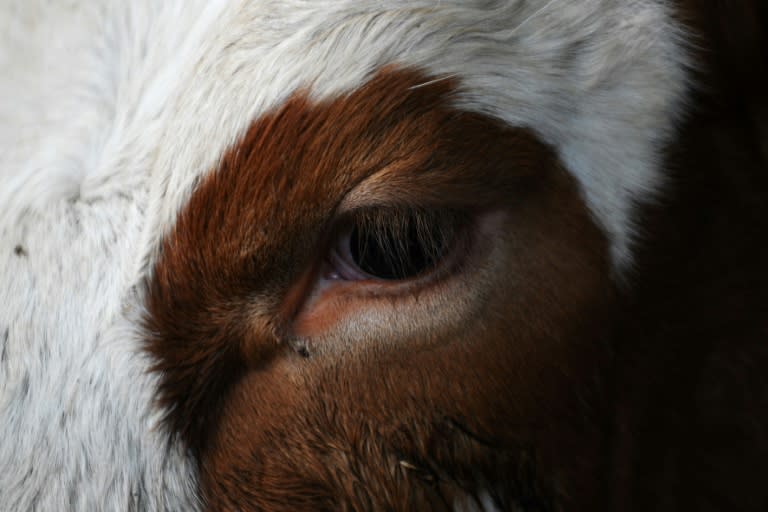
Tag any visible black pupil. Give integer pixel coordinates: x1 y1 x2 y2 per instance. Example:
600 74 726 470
349 216 447 280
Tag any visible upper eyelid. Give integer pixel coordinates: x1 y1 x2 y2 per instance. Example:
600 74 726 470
336 172 413 213
335 159 464 215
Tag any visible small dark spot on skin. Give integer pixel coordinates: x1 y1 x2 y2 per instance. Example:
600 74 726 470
289 338 311 358
14 245 27 257
1 328 7 362
20 466 34 485
68 483 79 508
20 373 30 397
30 489 42 509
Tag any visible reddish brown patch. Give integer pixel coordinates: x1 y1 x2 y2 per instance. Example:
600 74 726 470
144 68 613 510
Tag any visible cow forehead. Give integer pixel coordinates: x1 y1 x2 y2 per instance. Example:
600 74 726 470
0 1 688 272
133 0 688 273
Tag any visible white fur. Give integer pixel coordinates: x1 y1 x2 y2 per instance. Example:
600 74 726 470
0 1 688 508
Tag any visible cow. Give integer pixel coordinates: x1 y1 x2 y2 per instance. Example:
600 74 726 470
1 1 766 510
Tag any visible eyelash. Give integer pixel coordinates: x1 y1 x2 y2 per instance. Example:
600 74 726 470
324 207 469 283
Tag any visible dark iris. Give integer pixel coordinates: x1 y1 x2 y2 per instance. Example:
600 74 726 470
348 211 453 280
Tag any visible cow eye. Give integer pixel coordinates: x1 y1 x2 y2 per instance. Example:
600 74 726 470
327 208 465 281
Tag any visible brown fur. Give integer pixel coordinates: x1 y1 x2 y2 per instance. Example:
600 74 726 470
144 68 613 510
144 1 768 508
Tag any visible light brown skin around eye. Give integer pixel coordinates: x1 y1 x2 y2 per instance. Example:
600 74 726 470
143 68 614 511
